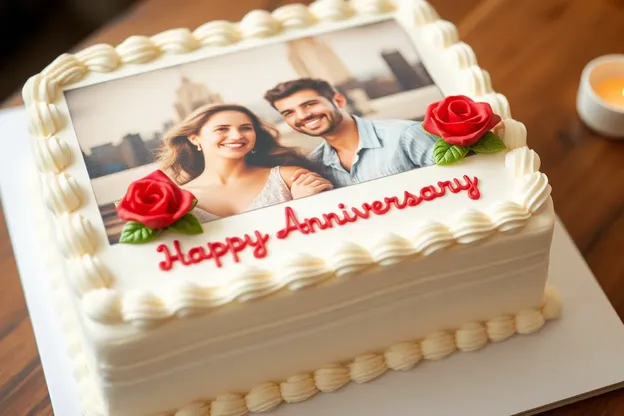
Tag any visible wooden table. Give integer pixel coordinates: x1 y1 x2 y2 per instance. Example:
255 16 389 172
1 0 623 414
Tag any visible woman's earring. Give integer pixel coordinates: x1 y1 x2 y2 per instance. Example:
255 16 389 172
196 143 202 152
250 148 256 154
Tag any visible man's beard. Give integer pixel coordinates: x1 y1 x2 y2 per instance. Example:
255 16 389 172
294 111 343 137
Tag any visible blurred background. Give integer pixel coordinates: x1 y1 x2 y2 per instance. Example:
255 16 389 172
0 0 137 104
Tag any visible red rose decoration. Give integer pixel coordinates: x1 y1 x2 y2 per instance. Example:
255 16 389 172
116 170 195 230
423 95 502 147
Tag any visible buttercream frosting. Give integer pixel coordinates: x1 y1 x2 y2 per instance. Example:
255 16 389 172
74 43 122 73
245 382 283 413
115 35 161 64
239 10 281 38
151 28 199 54
314 364 350 392
384 341 422 371
280 374 318 403
327 242 375 277
309 0 355 20
33 135 72 173
193 21 241 46
272 4 316 29
22 2 563 415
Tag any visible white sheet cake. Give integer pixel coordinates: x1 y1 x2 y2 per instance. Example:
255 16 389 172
23 0 561 414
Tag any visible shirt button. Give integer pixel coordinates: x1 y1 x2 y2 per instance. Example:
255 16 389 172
351 177 357 183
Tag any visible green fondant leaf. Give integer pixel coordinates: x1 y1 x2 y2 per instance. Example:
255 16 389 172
191 198 198 210
433 138 469 165
119 221 161 244
168 213 204 235
113 200 120 208
470 132 506 154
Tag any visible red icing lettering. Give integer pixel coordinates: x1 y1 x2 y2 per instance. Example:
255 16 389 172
275 175 482 239
248 231 270 258
157 231 270 270
157 175 481 272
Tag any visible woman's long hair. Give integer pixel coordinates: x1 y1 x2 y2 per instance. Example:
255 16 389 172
156 103 319 185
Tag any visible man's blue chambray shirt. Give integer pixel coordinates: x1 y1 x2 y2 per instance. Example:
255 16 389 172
308 116 437 188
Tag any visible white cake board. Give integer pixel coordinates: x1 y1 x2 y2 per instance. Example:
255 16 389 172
2 107 624 416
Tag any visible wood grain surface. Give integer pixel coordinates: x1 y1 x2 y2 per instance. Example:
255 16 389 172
1 0 624 414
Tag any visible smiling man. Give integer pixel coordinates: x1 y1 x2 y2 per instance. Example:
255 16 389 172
264 78 437 188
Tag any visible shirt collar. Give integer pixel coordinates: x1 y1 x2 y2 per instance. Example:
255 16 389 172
353 115 382 150
318 115 382 167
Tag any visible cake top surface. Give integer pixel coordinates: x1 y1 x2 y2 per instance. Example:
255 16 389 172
24 0 550 332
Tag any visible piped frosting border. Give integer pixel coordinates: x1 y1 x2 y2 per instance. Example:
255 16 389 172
23 0 551 329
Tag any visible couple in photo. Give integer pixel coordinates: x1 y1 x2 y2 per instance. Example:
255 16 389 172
156 78 437 222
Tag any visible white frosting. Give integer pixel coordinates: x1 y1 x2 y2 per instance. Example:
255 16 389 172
22 74 58 107
193 21 241 46
460 66 493 96
23 1 561 414
82 288 122 324
350 0 395 15
42 172 81 214
478 93 512 119
151 28 199 54
280 375 318 403
384 341 422 370
56 213 95 258
75 44 122 73
174 402 209 416
33 135 72 173
411 222 455 255
447 42 477 70
278 254 333 291
514 172 552 213
164 280 215 318
412 0 439 26
70 253 112 296
121 290 170 328
239 10 281 38
27 102 62 137
22 0 555 329
115 35 161 64
41 53 87 87
272 4 317 29
245 382 282 412
425 20 458 49
314 365 350 392
449 209 494 245
505 146 541 177
327 242 375 277
309 0 355 21
487 201 530 233
370 233 415 265
227 265 281 302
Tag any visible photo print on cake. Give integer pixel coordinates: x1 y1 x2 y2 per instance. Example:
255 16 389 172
64 18 443 244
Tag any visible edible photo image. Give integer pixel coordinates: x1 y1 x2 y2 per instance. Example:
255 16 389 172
65 19 444 244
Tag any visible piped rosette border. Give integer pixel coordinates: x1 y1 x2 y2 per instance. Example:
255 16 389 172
23 0 549 329
169 286 562 416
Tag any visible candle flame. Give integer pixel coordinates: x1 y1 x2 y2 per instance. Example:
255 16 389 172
622 88 624 97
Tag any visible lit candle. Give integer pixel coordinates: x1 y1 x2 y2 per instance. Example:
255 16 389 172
592 77 624 109
577 54 624 138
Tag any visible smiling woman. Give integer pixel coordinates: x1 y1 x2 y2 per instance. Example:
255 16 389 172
155 103 333 223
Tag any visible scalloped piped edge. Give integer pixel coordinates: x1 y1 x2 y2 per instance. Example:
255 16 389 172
23 0 544 329
171 286 561 415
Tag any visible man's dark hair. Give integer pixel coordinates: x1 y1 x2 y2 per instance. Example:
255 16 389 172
264 78 338 108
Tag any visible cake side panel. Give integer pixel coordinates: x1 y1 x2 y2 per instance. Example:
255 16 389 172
96 202 554 415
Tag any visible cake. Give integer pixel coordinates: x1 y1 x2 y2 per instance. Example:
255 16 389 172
23 0 562 415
